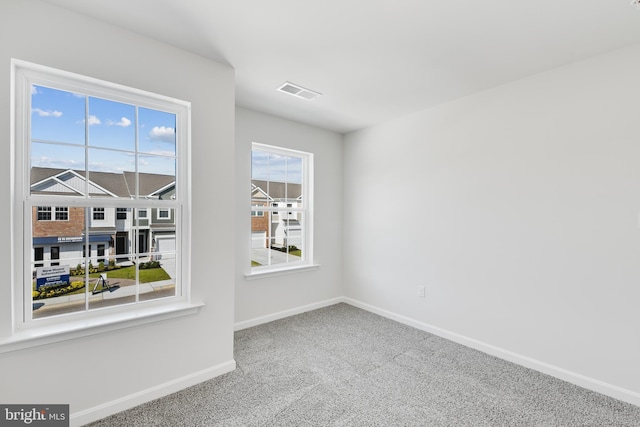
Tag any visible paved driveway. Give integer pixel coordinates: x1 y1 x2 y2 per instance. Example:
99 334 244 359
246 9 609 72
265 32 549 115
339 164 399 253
251 248 299 266
160 256 176 279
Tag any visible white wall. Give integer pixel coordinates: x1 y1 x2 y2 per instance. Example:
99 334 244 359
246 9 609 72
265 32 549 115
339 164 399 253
344 43 640 403
0 1 236 424
235 107 343 325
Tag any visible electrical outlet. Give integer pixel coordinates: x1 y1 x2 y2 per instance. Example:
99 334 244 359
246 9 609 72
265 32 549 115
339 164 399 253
418 285 425 298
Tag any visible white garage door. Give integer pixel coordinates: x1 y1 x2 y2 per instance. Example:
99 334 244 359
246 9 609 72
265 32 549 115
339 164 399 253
251 231 267 248
155 235 176 253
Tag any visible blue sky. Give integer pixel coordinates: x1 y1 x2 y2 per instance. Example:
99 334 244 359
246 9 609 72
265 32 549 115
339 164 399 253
31 85 176 176
252 149 302 184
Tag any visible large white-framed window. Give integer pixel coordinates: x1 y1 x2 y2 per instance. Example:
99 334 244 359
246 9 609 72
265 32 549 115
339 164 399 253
249 142 314 276
9 59 195 345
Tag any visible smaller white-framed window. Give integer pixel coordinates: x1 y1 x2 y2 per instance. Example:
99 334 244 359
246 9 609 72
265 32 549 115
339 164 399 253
249 143 314 276
116 207 128 220
55 207 68 221
92 207 105 220
37 206 51 221
138 208 147 218
158 208 170 219
37 206 70 221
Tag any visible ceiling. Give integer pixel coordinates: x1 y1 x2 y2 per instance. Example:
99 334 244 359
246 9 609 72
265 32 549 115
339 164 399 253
41 0 640 134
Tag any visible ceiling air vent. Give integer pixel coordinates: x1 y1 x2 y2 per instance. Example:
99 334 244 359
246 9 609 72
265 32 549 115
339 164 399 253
277 81 322 101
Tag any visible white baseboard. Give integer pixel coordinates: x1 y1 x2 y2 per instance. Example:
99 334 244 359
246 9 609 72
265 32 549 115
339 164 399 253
343 297 640 408
234 297 345 331
70 359 236 427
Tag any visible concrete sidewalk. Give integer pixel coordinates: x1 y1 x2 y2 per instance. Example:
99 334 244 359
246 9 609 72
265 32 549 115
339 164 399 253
35 278 175 307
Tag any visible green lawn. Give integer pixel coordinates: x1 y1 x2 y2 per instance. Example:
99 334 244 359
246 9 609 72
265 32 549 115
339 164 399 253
88 265 170 283
34 266 171 291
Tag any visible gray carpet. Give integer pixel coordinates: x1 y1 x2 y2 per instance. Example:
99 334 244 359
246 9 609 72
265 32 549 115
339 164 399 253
87 303 640 426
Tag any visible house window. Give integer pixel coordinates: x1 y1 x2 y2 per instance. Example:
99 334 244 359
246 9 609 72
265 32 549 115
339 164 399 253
158 208 170 219
116 208 128 220
251 206 264 217
138 209 147 218
250 143 313 273
12 59 192 334
50 247 60 266
55 206 68 221
34 247 44 268
97 244 106 263
93 207 105 220
37 206 51 221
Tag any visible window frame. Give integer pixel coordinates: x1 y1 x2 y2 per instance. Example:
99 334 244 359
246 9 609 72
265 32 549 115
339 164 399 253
247 142 316 278
92 207 105 221
54 206 69 221
7 59 198 350
116 207 128 220
36 206 51 221
157 208 171 219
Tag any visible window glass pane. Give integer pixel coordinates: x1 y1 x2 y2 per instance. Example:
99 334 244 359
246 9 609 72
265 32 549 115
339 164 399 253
31 204 86 319
88 269 136 311
32 206 85 260
87 149 135 196
285 157 302 184
138 154 176 178
32 257 87 319
138 107 176 156
139 252 176 302
251 149 269 180
252 150 302 184
31 144 86 196
31 85 85 145
87 96 135 151
250 211 303 267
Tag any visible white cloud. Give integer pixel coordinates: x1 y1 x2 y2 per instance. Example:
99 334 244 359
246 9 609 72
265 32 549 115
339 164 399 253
149 126 175 142
32 108 62 118
115 117 132 127
141 150 175 157
88 115 101 126
88 161 130 173
32 156 82 169
31 85 38 95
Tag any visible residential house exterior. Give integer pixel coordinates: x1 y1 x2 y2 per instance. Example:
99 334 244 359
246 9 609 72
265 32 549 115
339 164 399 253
251 180 302 249
30 167 176 268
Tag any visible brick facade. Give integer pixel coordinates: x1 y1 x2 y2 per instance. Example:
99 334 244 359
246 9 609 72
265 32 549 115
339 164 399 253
32 206 85 237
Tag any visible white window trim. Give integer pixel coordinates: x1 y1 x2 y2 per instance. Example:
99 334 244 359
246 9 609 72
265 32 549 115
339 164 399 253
157 208 172 220
92 207 105 221
246 142 315 278
0 302 203 354
6 59 198 349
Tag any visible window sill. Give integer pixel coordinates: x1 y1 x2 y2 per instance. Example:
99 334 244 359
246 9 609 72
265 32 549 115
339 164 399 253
245 264 320 280
0 301 204 354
